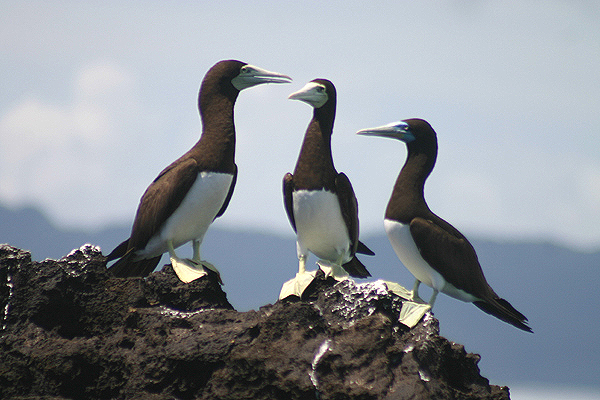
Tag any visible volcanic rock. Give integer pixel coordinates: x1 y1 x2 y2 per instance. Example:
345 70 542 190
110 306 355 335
0 244 510 399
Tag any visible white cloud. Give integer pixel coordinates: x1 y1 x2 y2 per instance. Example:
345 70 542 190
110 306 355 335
578 163 600 214
434 169 504 229
440 146 600 250
76 63 133 99
515 149 600 250
0 62 143 227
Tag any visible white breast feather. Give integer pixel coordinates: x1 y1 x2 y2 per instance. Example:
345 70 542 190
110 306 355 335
140 172 233 258
293 190 351 262
384 219 442 289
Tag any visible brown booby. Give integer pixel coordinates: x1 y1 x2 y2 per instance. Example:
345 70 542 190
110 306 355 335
106 60 291 283
280 79 373 298
357 119 532 332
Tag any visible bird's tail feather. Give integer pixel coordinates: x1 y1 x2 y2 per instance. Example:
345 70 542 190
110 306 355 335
357 240 375 256
105 239 129 262
105 237 162 277
107 251 162 278
474 298 532 333
342 256 372 278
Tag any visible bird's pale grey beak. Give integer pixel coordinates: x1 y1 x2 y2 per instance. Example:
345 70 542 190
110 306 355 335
356 121 414 142
288 82 328 108
232 64 292 90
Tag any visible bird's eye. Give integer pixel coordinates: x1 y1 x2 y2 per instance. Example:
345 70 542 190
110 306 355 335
241 66 251 74
316 86 325 93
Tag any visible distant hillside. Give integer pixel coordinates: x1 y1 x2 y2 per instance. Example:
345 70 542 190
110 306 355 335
1 203 599 390
0 204 130 261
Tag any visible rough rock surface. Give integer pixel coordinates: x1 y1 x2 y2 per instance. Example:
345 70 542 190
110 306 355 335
0 244 511 399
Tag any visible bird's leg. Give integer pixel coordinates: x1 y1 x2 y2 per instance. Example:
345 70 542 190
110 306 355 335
298 254 307 275
192 240 201 263
411 279 425 302
167 240 181 263
190 239 222 285
167 240 208 284
279 252 316 300
429 289 439 309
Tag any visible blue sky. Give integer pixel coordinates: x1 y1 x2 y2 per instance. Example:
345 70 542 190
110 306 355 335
2 1 600 250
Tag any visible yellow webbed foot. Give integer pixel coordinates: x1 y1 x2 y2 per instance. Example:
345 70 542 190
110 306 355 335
382 280 431 328
170 256 222 284
279 270 317 300
316 260 349 282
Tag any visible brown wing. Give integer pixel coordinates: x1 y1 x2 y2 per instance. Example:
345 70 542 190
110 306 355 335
215 164 237 220
410 217 532 332
335 173 360 255
283 172 296 232
335 173 373 277
128 157 200 252
409 216 492 299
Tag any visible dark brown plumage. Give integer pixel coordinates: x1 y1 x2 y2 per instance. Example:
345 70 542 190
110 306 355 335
359 118 531 332
107 60 290 279
284 79 373 278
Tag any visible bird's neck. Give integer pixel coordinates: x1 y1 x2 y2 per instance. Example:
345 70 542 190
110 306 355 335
386 150 435 222
293 112 336 190
194 91 237 172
